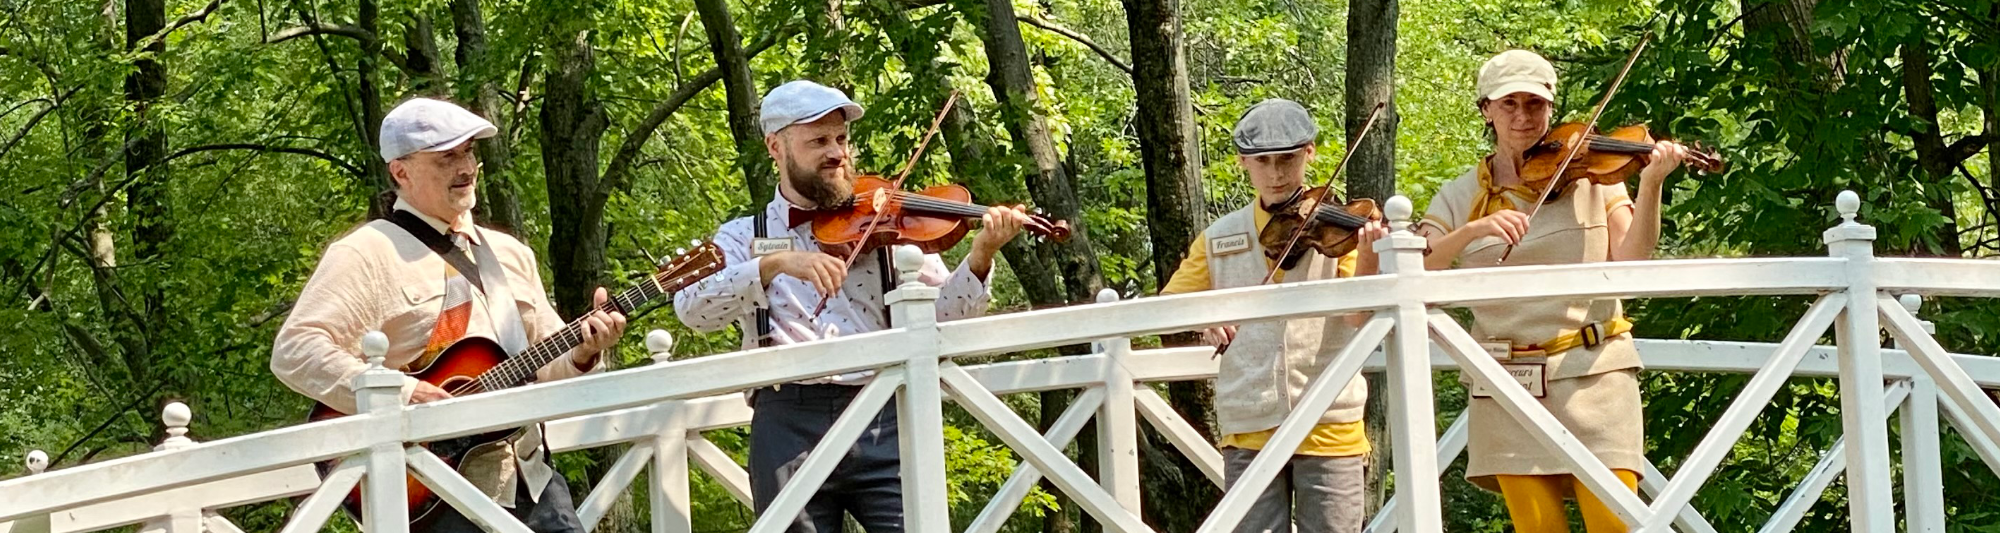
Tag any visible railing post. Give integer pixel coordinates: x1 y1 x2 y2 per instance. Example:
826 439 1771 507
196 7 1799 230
354 331 412 532
1823 190 1894 532
646 331 693 533
5 452 51 533
1376 196 1441 533
886 245 950 531
1093 288 1142 513
1895 295 1945 533
140 403 204 533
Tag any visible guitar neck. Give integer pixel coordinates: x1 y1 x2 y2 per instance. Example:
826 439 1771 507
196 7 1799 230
478 273 668 390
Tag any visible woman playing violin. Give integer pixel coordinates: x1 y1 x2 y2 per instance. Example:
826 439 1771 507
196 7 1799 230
1416 50 1688 533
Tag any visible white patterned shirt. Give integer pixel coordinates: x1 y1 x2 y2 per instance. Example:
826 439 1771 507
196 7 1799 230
672 191 993 384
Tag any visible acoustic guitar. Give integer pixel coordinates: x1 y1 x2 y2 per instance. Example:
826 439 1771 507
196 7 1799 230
308 241 724 526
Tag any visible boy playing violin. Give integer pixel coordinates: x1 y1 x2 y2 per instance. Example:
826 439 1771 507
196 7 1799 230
1160 99 1387 533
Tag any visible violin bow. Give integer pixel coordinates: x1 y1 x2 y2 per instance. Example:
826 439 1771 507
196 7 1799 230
1502 32 1652 262
811 91 961 315
1259 102 1387 286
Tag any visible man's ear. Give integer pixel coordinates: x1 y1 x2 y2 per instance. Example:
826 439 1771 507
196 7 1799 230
386 159 409 189
765 132 784 160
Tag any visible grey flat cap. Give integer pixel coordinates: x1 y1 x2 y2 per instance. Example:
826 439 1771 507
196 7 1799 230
1233 99 1317 155
378 98 497 162
760 80 865 136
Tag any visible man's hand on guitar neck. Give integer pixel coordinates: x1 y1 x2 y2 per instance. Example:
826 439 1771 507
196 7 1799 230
572 287 630 370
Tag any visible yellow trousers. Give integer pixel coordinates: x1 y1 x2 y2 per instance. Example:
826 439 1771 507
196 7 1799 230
1495 470 1640 533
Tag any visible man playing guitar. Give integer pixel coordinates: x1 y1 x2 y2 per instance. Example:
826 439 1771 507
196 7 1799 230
272 98 627 532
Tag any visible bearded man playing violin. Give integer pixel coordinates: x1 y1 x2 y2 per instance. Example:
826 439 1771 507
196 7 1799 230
1416 50 1689 533
672 80 1030 533
1159 98 1387 533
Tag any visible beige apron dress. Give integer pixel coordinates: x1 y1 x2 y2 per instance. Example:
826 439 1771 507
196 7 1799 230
1420 163 1644 492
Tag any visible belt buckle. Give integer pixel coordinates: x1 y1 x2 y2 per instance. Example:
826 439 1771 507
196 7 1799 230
1580 322 1605 350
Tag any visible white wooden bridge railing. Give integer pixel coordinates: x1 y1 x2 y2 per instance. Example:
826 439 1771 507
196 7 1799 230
5 191 2000 533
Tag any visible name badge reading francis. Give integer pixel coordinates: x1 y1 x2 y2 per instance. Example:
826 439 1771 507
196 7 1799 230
752 238 793 257
1472 363 1547 399
1211 233 1253 257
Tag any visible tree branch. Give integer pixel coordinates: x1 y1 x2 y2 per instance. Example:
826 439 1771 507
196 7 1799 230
165 143 366 178
602 26 791 191
264 22 414 72
1016 14 1131 75
129 0 229 53
266 22 376 45
0 87 78 162
1944 134 1994 166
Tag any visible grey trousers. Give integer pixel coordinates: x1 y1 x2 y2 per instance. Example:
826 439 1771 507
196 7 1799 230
1221 448 1366 533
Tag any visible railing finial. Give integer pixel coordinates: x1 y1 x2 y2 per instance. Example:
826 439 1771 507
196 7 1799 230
1096 288 1119 304
894 244 924 286
1836 190 1861 225
361 330 390 369
646 329 675 363
158 402 194 451
1385 195 1414 230
1899 294 1923 314
26 449 47 475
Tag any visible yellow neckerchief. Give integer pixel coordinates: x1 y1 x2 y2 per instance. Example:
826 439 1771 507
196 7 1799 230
1465 155 1538 223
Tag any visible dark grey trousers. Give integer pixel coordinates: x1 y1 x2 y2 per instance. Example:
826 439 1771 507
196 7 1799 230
425 468 584 533
1221 447 1367 533
750 384 905 533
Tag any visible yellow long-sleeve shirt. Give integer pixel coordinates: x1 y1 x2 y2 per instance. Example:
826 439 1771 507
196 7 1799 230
1161 203 1370 457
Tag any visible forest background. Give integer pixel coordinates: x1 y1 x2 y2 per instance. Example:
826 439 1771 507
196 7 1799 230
3 0 2000 529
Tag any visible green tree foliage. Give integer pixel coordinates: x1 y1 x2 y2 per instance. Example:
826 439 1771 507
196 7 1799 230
4 0 1999 530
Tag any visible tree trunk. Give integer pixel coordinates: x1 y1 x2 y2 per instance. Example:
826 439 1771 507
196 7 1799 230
1900 33 1975 256
1121 0 1217 525
539 28 611 318
359 0 391 216
969 0 1104 304
874 0 1069 308
1743 0 1844 90
808 0 850 91
403 14 443 93
1344 0 1396 204
123 0 170 386
450 0 527 234
694 0 776 207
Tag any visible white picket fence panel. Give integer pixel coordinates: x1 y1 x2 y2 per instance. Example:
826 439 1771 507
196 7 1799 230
4 191 1999 533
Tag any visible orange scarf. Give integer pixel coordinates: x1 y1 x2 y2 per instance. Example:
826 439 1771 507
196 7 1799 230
1465 155 1537 223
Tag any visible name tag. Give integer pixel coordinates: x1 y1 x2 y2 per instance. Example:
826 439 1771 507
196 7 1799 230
1211 233 1252 256
752 238 793 257
1472 363 1547 399
1481 340 1514 361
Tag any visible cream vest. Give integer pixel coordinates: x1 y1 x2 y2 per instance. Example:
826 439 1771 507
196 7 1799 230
1437 169 1641 381
1205 204 1368 436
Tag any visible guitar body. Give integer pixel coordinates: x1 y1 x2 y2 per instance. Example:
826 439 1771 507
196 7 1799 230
308 337 516 527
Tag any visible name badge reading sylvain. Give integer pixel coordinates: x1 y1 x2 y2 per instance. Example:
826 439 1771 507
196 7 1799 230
751 238 794 257
1210 233 1253 256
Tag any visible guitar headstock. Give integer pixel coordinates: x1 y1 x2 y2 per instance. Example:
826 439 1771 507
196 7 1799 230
654 240 727 293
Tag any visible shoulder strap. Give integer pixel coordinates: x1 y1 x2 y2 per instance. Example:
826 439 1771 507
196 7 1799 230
753 214 774 348
384 210 485 294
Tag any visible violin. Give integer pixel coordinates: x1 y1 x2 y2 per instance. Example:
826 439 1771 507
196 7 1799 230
1518 122 1725 197
802 174 1072 258
1258 187 1382 271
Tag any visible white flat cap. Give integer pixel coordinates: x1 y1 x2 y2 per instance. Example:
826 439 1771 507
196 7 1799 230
378 98 498 162
1477 50 1558 103
760 80 864 136
1233 99 1317 155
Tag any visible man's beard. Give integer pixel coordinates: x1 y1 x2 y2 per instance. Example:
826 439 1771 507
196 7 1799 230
787 157 854 209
